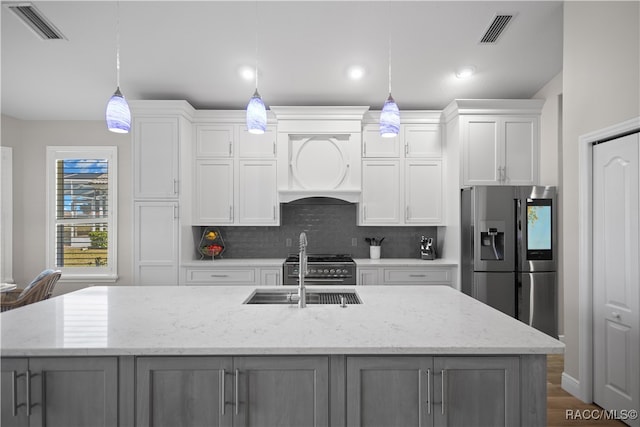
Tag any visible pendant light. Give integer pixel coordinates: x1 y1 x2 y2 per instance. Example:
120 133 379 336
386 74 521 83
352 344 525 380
106 1 131 134
379 2 399 138
246 2 266 135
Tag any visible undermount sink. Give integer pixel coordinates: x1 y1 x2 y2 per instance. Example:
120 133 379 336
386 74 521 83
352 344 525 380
244 289 361 305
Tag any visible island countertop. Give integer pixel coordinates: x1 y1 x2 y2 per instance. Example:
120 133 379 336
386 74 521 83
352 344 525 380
0 285 563 357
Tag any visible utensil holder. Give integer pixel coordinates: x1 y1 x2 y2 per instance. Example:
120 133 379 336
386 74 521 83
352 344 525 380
370 246 381 259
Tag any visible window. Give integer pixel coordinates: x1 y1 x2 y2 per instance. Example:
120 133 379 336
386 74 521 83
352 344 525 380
47 147 117 281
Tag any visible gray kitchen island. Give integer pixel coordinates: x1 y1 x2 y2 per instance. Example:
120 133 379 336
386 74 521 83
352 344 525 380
1 285 563 427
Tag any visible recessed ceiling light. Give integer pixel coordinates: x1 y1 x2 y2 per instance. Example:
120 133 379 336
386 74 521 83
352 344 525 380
239 66 255 81
455 66 476 79
347 66 365 80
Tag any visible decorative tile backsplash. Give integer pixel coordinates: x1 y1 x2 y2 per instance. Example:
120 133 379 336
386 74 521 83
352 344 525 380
193 198 437 259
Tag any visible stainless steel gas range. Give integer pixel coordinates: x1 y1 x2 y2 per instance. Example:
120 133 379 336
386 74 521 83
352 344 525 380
283 254 356 286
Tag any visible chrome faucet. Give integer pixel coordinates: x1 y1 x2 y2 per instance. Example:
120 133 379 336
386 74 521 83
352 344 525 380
298 232 308 308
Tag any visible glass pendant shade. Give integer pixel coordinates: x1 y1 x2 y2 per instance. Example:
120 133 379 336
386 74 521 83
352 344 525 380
379 93 400 138
246 89 267 134
106 87 131 134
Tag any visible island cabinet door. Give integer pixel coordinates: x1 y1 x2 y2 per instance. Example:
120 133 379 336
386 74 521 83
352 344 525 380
233 356 330 427
1 358 29 427
432 356 520 427
136 356 233 427
346 356 434 427
28 357 119 427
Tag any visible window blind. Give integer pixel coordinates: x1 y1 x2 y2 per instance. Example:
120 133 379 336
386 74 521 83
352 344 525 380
55 159 109 267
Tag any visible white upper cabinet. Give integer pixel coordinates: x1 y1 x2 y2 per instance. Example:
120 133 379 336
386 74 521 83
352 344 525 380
194 159 234 224
462 115 538 186
362 125 401 158
450 99 543 186
192 116 279 226
196 124 234 157
133 117 180 199
238 125 277 158
405 160 443 224
360 113 445 226
361 160 401 225
403 124 442 158
238 160 279 225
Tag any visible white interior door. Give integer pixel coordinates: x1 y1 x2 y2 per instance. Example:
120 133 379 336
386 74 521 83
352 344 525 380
593 131 639 424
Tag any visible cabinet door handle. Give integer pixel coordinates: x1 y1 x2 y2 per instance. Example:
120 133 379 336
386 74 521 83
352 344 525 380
11 371 19 416
426 369 431 415
409 274 426 277
25 370 32 416
441 369 446 415
229 206 233 220
363 142 367 156
406 206 410 220
273 141 276 155
220 369 226 415
173 179 179 195
210 274 228 278
234 369 239 415
405 143 409 156
173 205 179 219
273 206 276 220
612 312 621 320
363 205 367 221
228 141 233 156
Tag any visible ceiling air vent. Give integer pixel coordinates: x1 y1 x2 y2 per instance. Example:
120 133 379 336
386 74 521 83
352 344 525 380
480 14 513 44
6 3 65 40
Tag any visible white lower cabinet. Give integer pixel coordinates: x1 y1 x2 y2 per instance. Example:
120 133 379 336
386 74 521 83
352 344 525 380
186 268 256 285
346 356 520 427
184 266 283 286
134 201 179 285
358 266 454 286
259 268 282 286
136 356 329 427
1 357 118 427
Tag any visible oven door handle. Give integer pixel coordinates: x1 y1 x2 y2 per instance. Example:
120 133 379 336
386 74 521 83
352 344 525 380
292 278 349 283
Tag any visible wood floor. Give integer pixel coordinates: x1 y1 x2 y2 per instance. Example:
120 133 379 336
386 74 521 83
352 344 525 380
547 354 626 426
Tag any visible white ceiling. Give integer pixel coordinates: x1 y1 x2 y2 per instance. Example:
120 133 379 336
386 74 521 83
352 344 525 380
1 1 563 121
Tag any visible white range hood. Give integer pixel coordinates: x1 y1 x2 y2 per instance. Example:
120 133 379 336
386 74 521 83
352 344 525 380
271 106 369 204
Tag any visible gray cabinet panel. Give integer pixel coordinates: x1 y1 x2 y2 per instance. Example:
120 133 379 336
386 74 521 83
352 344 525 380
433 357 519 427
30 357 118 427
346 356 432 427
136 356 232 427
234 356 329 427
1 359 29 427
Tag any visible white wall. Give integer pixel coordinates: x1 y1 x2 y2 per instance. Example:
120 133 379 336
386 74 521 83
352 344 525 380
0 116 134 294
562 1 639 383
534 71 564 336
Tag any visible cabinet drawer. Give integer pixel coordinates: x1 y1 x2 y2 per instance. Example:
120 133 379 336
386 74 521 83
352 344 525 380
186 268 256 284
383 268 450 284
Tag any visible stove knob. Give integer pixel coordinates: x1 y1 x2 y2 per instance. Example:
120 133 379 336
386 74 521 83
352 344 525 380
310 269 316 274
330 269 335 274
323 269 329 274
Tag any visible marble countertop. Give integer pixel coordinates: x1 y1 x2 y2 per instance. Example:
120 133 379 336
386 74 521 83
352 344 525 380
0 285 563 357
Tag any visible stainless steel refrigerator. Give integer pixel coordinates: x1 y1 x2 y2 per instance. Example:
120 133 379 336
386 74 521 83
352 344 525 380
461 186 558 338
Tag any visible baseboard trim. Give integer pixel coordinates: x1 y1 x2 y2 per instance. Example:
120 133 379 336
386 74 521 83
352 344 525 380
561 371 589 403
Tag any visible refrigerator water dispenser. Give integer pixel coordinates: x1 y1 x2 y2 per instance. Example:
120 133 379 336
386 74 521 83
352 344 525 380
480 227 505 260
